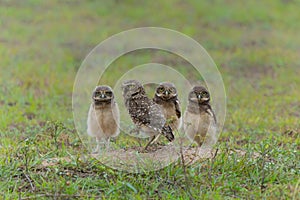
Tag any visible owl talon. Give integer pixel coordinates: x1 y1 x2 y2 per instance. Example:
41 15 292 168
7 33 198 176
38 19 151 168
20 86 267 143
92 144 100 154
92 150 99 154
129 128 140 135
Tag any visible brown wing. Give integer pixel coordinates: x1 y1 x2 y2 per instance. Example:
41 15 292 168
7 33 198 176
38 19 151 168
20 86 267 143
206 104 217 123
128 96 165 131
174 99 181 118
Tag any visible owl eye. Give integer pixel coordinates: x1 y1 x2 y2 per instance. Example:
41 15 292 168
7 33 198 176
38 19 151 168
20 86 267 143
169 88 176 94
190 92 198 99
106 91 113 96
201 91 208 97
95 91 101 96
158 87 164 93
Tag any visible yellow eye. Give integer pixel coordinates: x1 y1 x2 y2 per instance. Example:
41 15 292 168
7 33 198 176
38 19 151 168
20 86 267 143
201 91 208 97
158 87 164 92
169 88 176 93
106 91 113 96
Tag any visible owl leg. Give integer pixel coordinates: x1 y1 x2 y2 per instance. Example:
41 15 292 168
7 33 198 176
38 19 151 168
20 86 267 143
105 137 110 150
93 137 110 154
151 134 161 144
194 134 204 146
92 137 101 154
144 134 161 150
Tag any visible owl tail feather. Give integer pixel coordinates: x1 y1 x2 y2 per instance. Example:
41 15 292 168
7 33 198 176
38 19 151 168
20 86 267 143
162 125 174 142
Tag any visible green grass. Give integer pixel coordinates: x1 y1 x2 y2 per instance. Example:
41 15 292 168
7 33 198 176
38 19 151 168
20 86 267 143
0 0 299 199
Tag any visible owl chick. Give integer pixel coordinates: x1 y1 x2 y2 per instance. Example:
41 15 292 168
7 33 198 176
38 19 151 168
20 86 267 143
87 85 120 153
121 80 174 150
153 82 181 131
183 86 217 147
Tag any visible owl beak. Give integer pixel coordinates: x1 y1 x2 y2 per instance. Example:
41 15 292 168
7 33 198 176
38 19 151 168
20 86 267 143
101 94 105 98
198 94 201 99
165 91 169 95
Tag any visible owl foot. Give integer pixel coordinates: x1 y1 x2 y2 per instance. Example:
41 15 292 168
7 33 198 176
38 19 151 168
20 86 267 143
129 128 140 135
92 145 100 154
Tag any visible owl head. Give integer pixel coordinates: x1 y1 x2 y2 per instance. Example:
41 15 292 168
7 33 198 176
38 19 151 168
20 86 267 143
92 85 114 105
121 80 146 99
155 82 177 101
188 85 210 104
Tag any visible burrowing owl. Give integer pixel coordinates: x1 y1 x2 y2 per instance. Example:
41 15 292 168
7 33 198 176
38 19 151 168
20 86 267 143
183 86 217 147
121 80 174 150
87 85 120 153
153 82 181 131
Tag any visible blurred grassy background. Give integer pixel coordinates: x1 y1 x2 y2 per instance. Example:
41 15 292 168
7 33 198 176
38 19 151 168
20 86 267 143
0 0 299 199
